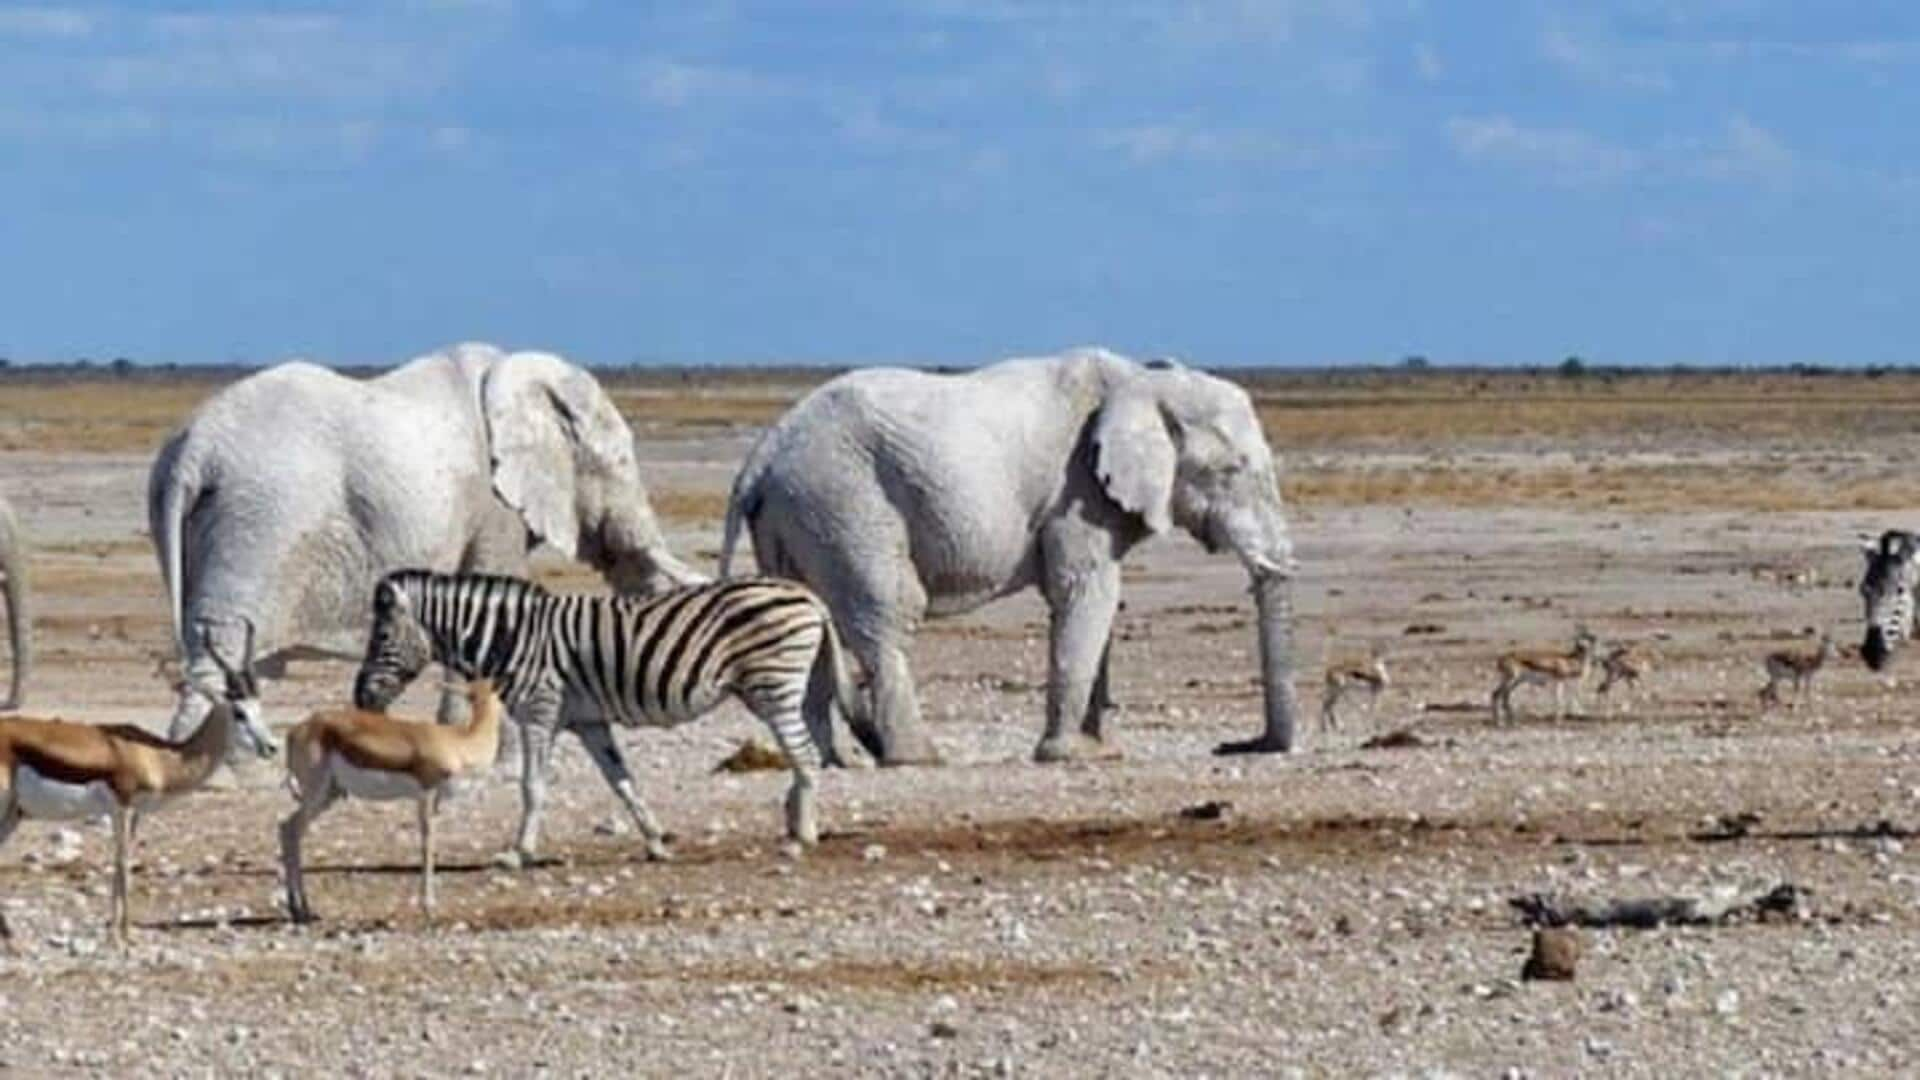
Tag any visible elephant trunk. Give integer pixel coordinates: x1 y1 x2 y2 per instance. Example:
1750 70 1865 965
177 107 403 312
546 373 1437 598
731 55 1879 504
1215 569 1300 755
1 517 27 711
591 503 709 596
600 543 706 596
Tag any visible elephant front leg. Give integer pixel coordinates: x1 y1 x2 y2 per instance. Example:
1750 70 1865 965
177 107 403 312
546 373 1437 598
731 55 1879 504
1035 561 1123 764
1082 636 1119 741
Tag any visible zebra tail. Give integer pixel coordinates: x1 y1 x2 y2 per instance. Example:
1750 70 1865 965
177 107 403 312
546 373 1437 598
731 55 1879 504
810 616 883 766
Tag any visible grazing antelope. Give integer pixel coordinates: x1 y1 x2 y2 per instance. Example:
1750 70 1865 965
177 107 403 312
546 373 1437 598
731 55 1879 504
1322 650 1389 732
1596 643 1653 708
1490 626 1599 723
279 678 503 924
1758 631 1835 711
0 620 278 941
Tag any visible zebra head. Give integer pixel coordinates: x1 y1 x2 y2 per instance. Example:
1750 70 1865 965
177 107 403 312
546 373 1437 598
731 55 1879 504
1860 530 1920 672
353 572 440 710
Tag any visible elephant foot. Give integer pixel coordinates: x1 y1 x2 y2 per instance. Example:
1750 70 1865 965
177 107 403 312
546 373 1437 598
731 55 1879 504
1213 733 1294 756
1033 733 1122 764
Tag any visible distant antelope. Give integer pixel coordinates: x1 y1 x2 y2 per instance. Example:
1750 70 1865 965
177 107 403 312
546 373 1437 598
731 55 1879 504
0 620 278 941
279 678 503 924
1758 631 1835 711
1490 627 1599 723
1596 643 1653 707
1321 649 1389 731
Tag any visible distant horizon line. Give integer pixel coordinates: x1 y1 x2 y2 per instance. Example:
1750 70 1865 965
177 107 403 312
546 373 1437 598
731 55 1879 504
0 354 1912 376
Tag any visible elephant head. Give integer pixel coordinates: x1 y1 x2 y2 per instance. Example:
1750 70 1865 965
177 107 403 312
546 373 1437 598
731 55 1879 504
0 496 28 712
1091 359 1301 752
481 352 702 596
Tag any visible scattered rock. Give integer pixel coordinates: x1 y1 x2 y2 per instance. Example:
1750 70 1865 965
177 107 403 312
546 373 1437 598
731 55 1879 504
929 1021 960 1039
1360 729 1427 750
1178 800 1233 822
1521 927 1581 981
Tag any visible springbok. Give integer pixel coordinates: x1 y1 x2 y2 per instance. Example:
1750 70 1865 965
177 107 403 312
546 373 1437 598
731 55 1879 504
279 678 503 924
1758 631 1835 711
1322 650 1389 732
0 620 278 941
1596 643 1653 709
1490 626 1599 723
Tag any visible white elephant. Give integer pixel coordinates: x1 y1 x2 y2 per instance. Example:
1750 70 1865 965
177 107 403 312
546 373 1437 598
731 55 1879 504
720 347 1300 765
150 342 702 737
0 494 28 711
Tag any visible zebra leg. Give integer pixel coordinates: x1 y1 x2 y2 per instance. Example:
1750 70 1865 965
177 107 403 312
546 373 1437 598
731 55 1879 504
572 721 673 861
507 700 563 868
743 689 823 847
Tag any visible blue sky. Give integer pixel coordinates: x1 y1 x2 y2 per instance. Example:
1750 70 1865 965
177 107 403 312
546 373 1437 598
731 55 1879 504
1 1 1916 367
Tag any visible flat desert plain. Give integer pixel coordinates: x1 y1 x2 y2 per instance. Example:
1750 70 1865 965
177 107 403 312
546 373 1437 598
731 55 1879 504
3 368 1920 1077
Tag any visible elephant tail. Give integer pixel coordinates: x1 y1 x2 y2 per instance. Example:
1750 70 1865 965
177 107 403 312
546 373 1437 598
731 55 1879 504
148 431 199 652
718 443 770 579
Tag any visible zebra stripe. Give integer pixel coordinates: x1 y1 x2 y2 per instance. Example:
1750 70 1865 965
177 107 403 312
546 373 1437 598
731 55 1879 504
353 570 860 855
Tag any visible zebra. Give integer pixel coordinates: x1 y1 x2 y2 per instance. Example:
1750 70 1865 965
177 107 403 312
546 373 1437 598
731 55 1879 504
1860 529 1920 672
351 569 871 867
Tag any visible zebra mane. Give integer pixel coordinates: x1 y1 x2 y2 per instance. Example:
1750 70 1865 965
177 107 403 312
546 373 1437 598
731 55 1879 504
380 568 551 606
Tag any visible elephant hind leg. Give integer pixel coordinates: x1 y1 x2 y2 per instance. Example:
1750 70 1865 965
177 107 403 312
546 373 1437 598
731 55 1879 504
831 566 941 767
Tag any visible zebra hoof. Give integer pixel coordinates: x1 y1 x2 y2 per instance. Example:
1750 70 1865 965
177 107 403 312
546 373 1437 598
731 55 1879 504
490 849 527 871
642 841 675 863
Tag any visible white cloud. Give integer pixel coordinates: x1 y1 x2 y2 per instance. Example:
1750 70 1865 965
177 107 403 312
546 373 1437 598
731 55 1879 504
1539 25 1672 92
1446 115 1641 184
1447 113 1808 189
0 6 95 38
1683 115 1796 184
1412 42 1442 80
1098 125 1391 169
629 59 780 110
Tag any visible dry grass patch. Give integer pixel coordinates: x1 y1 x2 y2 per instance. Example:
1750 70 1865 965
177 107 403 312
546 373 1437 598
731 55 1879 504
612 391 796 431
0 380 223 453
1288 462 1915 512
650 489 730 523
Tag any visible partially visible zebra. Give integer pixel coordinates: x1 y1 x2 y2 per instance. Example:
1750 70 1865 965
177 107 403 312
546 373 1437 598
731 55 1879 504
1861 530 1920 672
352 570 871 866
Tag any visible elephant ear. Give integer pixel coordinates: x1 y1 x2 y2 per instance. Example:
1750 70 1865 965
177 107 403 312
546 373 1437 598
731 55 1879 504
1091 388 1177 535
480 351 632 559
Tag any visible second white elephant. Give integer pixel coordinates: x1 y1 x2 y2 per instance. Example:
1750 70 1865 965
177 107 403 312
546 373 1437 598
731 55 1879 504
721 347 1301 765
149 342 701 737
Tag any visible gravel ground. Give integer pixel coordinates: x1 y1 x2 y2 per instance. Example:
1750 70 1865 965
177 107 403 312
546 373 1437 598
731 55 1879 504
3 432 1920 1077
